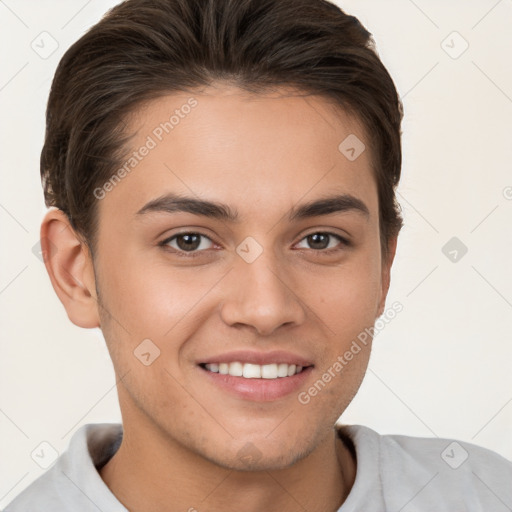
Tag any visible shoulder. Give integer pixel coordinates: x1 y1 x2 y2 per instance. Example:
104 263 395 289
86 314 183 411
3 464 68 512
4 423 125 512
340 424 512 510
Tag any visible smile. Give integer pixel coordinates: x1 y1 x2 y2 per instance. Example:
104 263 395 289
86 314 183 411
203 362 304 379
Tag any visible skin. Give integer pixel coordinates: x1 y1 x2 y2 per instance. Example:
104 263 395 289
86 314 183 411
41 84 397 512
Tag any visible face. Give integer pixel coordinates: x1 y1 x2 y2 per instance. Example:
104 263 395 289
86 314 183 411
89 84 393 470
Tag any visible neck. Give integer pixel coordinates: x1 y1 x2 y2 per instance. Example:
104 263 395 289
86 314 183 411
100 420 356 512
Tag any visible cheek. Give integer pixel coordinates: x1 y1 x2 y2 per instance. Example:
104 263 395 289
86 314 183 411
98 247 217 340
307 251 382 336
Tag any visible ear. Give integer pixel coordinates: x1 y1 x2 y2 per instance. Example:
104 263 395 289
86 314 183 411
377 235 398 318
40 208 100 328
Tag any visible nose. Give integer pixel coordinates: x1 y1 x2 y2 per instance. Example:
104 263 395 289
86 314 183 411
219 251 306 336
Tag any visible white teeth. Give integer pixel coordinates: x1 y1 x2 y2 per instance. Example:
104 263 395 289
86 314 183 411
277 363 288 377
261 364 278 379
243 363 261 378
230 361 243 377
204 362 305 379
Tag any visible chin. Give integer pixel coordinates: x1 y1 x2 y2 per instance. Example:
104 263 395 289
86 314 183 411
200 436 314 472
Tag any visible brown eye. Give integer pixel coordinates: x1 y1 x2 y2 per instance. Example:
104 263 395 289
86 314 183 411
160 232 215 255
295 232 349 251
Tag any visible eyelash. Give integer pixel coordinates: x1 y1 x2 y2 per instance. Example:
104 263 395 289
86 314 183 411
158 231 351 258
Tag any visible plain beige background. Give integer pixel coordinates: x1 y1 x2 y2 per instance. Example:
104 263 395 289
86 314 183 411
1 0 511 506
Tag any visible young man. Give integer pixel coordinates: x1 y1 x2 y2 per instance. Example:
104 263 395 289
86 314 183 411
6 0 511 510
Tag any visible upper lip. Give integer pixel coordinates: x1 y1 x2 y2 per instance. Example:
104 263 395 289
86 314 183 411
199 350 314 367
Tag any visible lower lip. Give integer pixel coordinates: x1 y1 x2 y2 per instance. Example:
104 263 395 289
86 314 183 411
199 366 313 402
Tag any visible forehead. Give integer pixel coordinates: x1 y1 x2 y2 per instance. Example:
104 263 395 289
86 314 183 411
100 85 378 223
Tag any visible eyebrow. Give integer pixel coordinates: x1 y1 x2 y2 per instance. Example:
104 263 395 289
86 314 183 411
135 192 370 222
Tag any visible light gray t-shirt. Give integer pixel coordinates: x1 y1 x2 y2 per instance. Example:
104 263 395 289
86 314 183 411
5 422 512 511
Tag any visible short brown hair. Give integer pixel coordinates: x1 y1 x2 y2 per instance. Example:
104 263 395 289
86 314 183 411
41 0 403 259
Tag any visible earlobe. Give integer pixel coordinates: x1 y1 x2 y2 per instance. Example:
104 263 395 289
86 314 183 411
40 208 100 328
377 236 398 317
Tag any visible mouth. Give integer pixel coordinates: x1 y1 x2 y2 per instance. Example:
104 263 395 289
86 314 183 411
197 351 314 402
